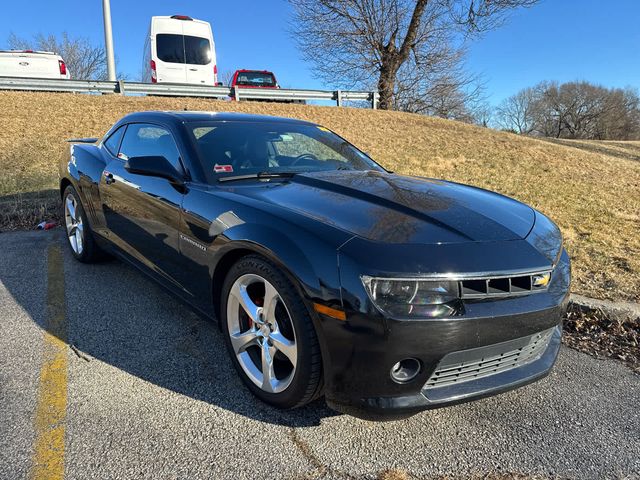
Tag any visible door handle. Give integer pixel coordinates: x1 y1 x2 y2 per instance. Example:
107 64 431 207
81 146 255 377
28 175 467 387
105 172 115 185
189 68 198 71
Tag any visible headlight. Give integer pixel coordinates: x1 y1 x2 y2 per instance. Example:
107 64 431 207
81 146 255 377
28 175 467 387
361 276 461 318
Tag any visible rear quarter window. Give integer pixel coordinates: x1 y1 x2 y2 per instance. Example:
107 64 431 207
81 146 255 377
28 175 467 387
103 125 125 156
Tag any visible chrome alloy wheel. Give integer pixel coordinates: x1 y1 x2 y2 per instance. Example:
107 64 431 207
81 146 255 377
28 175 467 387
64 193 84 255
226 273 298 393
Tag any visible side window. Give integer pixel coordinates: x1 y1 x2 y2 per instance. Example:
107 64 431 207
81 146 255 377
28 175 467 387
103 125 125 156
118 123 183 172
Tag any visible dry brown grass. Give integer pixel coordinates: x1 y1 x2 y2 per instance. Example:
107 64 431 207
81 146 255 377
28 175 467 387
1 91 639 302
543 138 640 163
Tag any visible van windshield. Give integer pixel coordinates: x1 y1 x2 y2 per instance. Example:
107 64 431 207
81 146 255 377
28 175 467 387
234 72 276 87
156 34 211 65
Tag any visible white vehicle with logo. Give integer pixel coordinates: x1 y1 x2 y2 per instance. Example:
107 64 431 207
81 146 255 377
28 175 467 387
143 15 218 86
0 50 70 79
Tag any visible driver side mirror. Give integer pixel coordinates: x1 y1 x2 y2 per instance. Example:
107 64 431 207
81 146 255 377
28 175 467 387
124 155 184 187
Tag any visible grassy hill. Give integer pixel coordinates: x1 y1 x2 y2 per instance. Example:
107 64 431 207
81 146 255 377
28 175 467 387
1 91 638 303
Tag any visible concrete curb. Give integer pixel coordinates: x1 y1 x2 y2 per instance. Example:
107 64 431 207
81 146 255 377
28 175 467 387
569 293 640 321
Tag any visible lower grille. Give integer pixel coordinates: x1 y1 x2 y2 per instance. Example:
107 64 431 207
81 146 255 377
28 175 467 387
424 328 554 389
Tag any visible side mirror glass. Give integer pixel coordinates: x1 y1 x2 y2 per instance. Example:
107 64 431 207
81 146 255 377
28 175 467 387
124 155 184 186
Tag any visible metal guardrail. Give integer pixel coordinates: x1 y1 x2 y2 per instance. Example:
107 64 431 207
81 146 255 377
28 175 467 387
0 76 115 94
0 76 379 108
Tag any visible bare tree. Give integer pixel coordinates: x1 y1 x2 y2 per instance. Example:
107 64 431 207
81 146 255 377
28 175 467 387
598 87 640 140
498 81 640 140
290 0 539 110
471 101 493 127
219 70 235 87
8 32 108 80
392 43 487 121
495 86 538 134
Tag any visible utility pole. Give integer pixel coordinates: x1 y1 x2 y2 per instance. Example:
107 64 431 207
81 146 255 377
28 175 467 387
102 0 116 81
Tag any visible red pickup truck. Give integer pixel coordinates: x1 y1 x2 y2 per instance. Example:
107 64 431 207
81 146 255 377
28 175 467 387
229 69 304 103
229 69 278 93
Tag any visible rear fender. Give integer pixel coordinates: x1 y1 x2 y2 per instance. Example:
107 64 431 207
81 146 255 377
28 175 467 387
60 144 107 228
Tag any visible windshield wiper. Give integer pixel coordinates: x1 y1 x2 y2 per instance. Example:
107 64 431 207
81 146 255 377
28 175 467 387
217 171 298 183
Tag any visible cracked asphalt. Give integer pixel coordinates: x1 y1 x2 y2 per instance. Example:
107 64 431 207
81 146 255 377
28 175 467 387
1 230 638 479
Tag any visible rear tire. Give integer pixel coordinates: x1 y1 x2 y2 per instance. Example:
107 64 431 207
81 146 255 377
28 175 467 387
62 185 104 263
220 255 323 409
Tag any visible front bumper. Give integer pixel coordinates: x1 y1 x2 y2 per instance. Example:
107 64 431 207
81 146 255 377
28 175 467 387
328 325 561 420
317 249 570 420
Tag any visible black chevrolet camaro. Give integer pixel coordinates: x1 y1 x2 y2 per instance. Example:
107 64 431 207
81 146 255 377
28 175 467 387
60 111 570 420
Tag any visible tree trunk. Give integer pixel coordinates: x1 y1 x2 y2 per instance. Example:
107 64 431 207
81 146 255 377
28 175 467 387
376 0 429 110
377 60 397 110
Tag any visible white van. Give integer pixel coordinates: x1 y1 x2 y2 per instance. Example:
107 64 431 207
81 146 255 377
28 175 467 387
0 50 70 79
143 15 218 86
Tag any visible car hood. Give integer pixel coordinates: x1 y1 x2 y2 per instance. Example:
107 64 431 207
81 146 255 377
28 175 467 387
220 170 535 245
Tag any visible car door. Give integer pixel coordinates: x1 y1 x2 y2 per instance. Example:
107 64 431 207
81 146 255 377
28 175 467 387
101 123 187 292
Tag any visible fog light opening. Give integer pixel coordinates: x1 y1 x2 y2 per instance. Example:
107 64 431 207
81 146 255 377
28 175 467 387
390 358 421 383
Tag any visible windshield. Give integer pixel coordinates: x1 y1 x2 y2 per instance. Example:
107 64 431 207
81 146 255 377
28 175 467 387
234 71 276 87
187 121 384 183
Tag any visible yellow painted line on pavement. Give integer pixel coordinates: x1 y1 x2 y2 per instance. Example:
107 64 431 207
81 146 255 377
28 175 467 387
30 244 67 480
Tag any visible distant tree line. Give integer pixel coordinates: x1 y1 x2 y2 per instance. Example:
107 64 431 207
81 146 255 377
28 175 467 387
495 81 640 140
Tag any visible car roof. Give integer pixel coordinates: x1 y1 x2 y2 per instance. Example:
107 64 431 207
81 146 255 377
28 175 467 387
118 111 316 126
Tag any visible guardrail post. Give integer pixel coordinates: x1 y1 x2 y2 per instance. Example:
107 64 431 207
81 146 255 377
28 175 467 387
336 90 342 107
234 87 240 102
117 80 125 95
371 92 378 110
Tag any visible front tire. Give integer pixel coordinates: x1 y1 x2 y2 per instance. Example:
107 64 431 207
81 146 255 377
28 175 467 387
62 185 104 263
221 255 323 409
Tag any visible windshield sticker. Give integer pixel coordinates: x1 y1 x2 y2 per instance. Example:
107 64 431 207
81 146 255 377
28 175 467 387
214 164 233 173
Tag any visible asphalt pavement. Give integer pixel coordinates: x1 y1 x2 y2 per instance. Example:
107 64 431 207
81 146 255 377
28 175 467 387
0 229 638 480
